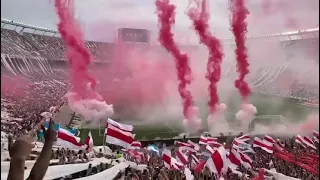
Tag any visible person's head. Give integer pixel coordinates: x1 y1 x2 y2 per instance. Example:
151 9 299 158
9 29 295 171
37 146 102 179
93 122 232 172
99 148 102 153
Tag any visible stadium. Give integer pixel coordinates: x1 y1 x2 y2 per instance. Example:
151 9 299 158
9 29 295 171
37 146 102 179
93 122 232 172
1 0 320 179
1 18 318 145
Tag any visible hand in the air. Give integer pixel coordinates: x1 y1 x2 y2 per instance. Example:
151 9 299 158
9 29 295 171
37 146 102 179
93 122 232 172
8 135 34 160
42 118 57 144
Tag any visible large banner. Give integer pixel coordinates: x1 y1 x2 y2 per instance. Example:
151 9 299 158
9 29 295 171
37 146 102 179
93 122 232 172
118 28 150 44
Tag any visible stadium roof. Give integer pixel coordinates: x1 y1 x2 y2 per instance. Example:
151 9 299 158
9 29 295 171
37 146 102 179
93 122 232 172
1 18 319 41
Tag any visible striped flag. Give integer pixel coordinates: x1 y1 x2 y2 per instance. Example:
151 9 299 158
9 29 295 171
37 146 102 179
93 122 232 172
105 118 134 149
253 137 273 153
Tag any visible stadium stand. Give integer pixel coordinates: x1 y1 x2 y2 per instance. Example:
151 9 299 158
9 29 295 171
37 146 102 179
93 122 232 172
1 19 319 137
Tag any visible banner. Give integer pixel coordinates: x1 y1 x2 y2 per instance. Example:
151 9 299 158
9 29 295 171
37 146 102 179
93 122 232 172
119 28 149 44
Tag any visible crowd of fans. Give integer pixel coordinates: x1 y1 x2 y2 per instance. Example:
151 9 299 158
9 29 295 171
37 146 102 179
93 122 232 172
116 136 319 180
3 125 319 180
1 28 112 61
1 65 70 137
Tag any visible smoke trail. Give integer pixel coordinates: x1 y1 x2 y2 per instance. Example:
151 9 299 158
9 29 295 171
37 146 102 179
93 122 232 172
54 0 113 124
187 0 224 114
229 0 251 102
155 0 201 132
54 0 96 98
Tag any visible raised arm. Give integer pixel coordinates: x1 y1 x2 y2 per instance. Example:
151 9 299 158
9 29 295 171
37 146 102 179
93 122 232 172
27 119 57 180
7 135 34 180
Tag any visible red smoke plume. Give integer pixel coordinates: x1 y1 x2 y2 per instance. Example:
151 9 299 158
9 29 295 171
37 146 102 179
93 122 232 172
229 0 251 102
54 0 97 99
187 0 224 114
155 0 195 119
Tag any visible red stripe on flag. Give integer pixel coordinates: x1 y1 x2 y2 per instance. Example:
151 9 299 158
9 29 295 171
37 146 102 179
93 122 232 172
58 131 82 147
106 127 134 144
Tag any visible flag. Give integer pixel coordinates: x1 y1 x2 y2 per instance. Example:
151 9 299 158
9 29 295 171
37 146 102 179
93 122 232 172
199 136 208 145
176 148 188 165
206 146 227 177
107 118 133 132
105 119 134 148
238 151 252 169
236 134 250 142
85 131 94 151
295 135 306 148
130 141 142 149
253 137 273 153
227 149 241 170
56 128 92 151
303 136 317 150
147 144 160 156
263 135 276 144
162 148 183 170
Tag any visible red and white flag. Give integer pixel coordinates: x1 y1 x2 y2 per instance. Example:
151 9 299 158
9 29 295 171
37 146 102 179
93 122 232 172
123 149 144 162
313 131 319 143
227 149 252 170
236 134 250 142
105 119 134 149
191 154 199 165
187 140 200 151
206 146 227 177
207 137 218 143
107 118 133 132
206 145 215 154
176 148 188 165
199 136 208 145
85 131 94 151
130 141 142 149
264 135 276 144
238 151 252 169
208 141 221 148
177 141 195 149
56 128 93 151
162 148 183 170
232 138 247 149
227 149 241 170
274 142 284 151
303 136 316 150
295 135 306 148
253 137 273 153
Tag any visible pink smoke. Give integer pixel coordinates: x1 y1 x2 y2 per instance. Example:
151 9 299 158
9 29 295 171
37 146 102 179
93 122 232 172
54 0 97 99
187 0 224 114
229 0 251 102
299 113 319 133
155 0 195 120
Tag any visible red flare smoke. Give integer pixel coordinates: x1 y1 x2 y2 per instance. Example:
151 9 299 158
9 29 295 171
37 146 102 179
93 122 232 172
187 0 224 114
229 0 251 102
54 0 97 99
155 0 194 119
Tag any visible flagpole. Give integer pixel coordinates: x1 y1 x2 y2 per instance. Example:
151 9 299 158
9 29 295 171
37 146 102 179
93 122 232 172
103 122 107 153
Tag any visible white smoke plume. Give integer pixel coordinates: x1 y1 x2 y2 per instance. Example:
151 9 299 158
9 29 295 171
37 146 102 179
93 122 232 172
207 103 229 135
183 106 202 134
65 83 114 124
250 112 319 136
236 104 257 132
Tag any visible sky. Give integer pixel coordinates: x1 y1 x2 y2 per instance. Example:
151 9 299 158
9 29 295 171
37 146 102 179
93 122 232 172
1 0 319 42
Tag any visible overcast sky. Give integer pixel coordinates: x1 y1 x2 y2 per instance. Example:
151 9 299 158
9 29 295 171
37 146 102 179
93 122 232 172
1 0 318 42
